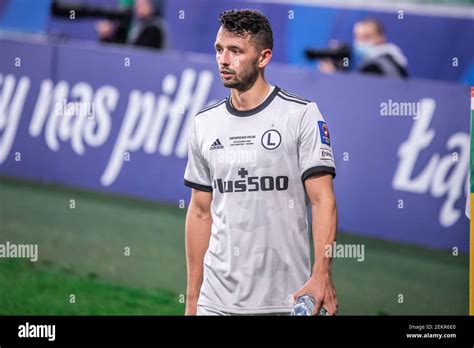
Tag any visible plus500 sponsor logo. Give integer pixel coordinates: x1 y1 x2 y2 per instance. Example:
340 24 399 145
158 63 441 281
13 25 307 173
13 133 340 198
213 168 289 193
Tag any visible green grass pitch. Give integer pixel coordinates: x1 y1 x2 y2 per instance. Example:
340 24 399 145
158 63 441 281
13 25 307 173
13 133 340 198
0 176 468 315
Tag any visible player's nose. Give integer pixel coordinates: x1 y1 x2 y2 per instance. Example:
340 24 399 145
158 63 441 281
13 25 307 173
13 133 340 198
217 49 231 66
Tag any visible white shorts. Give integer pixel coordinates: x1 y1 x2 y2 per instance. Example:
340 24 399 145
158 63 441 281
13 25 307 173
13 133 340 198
197 305 291 316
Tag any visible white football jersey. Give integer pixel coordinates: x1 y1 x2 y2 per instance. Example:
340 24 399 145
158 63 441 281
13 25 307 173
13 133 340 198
184 85 336 314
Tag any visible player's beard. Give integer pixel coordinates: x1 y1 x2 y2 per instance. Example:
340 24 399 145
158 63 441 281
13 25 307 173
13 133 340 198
221 58 259 92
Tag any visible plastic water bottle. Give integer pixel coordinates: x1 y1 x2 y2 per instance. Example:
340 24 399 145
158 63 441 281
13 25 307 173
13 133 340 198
291 294 328 316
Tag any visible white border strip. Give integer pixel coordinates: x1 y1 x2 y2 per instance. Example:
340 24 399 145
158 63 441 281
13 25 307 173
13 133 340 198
246 0 474 19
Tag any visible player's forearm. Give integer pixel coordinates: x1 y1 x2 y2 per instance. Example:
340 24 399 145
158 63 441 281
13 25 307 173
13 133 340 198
311 193 337 277
185 210 212 302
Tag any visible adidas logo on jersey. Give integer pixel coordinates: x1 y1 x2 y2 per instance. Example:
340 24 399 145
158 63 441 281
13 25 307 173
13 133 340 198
210 138 224 150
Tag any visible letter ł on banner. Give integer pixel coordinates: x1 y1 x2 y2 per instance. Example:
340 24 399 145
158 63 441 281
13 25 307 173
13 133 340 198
393 98 469 227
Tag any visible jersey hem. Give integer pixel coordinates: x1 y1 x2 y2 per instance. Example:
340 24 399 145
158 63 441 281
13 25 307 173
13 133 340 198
302 165 336 181
197 300 292 314
184 179 212 192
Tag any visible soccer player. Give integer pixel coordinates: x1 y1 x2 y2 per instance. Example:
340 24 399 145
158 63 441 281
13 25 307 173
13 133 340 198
184 9 338 315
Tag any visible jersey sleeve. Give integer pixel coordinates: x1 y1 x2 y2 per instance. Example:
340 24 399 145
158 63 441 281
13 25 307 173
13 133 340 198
298 102 336 181
184 118 212 192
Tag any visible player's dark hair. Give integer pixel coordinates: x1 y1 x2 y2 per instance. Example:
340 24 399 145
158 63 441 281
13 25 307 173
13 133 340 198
358 17 385 36
219 9 273 51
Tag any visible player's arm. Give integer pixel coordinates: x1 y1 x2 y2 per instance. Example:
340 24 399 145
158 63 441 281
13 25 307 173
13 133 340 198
293 173 338 315
306 173 337 277
293 101 338 315
185 188 212 315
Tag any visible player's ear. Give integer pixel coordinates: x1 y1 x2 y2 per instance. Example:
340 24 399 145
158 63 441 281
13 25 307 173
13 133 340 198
258 48 272 68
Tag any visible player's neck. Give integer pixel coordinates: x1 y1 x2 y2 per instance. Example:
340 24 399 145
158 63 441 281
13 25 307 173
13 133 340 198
230 78 271 111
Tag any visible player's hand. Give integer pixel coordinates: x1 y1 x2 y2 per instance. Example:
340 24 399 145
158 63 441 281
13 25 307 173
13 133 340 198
292 272 338 315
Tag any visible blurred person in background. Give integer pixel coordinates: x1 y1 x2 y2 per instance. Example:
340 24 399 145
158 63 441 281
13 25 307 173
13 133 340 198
319 18 408 78
96 0 165 49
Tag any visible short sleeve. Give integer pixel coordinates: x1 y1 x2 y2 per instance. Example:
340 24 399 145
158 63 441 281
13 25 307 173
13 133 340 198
184 118 212 192
298 102 336 181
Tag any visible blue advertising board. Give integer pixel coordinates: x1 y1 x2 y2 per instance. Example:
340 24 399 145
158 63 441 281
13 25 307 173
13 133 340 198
0 38 469 251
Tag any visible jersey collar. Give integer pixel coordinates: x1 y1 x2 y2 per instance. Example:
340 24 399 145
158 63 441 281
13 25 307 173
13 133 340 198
225 86 281 117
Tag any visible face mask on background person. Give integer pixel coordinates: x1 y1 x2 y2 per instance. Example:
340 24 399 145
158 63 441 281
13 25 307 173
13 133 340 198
352 42 375 68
